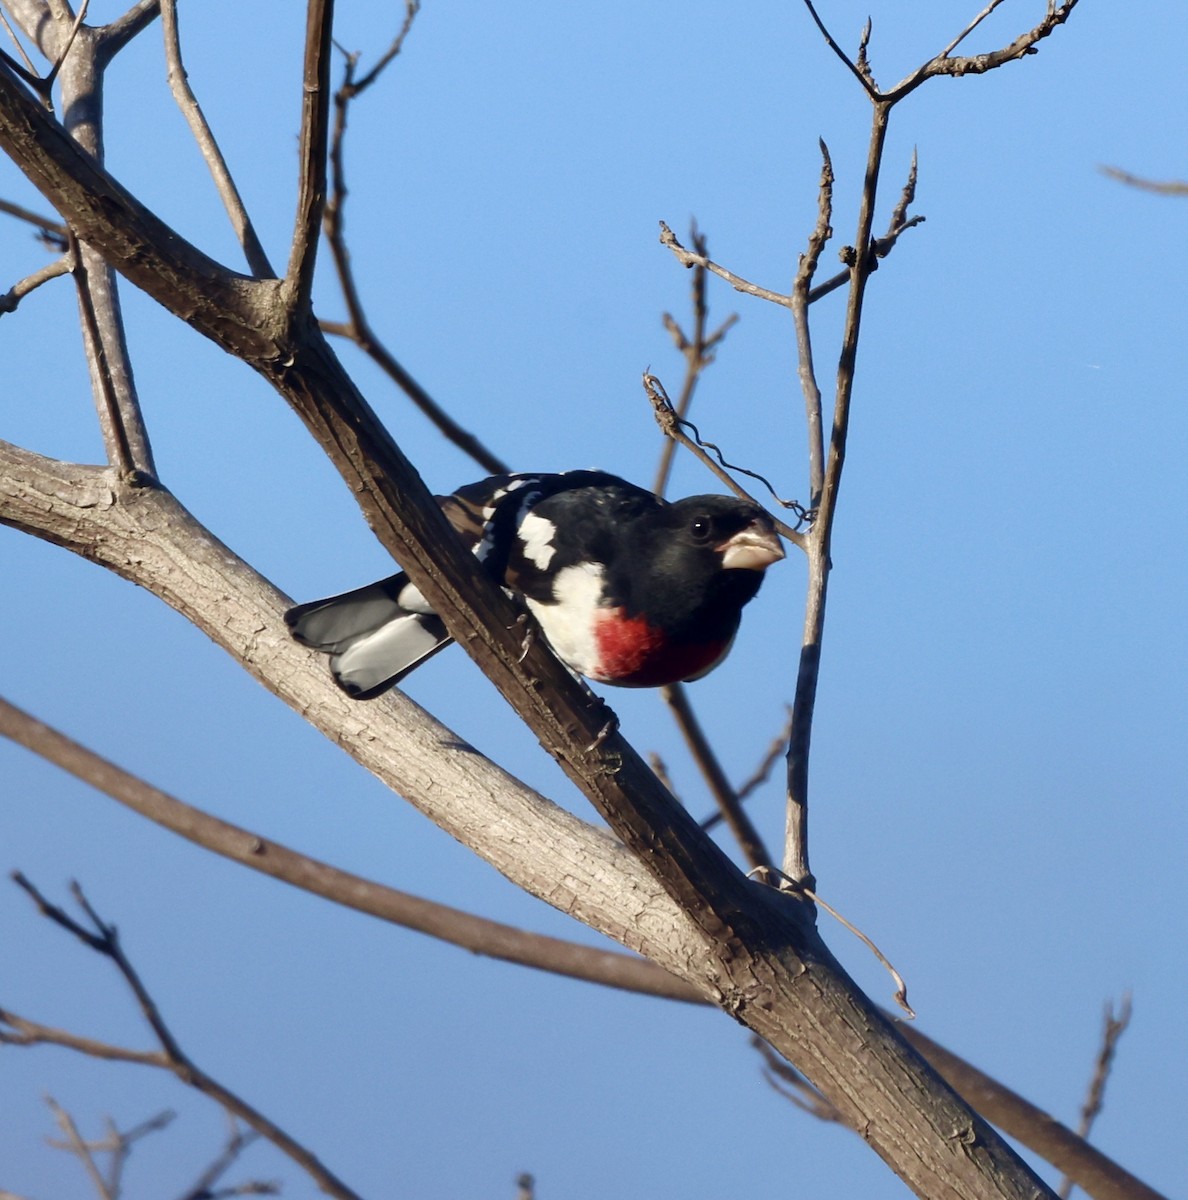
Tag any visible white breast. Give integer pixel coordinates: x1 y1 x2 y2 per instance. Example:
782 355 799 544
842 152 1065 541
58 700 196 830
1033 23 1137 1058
525 561 605 676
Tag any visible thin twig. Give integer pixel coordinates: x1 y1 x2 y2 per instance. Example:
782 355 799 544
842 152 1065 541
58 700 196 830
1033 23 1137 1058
103 1108 176 1198
0 252 69 314
320 7 508 475
647 751 679 802
42 0 89 91
644 372 809 547
749 867 914 1017
1100 166 1188 196
752 1036 845 1124
659 220 793 308
702 706 793 832
46 1095 114 1200
800 0 880 100
0 8 39 81
4 875 366 1200
67 234 136 475
782 98 892 890
159 0 273 276
887 0 1081 99
792 140 833 507
652 222 738 498
285 0 334 312
661 682 772 871
337 0 419 96
176 1121 276 1200
1057 995 1134 1200
0 195 68 238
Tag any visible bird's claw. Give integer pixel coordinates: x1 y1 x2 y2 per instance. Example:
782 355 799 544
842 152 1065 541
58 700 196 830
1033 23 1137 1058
584 713 619 754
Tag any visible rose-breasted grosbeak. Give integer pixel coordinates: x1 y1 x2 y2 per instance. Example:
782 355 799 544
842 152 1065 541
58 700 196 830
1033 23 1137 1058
286 470 784 699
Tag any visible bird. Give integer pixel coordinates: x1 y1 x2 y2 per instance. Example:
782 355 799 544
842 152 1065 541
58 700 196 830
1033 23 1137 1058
285 470 784 699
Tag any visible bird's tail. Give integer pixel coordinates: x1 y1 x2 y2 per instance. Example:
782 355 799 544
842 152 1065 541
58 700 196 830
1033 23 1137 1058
284 574 452 699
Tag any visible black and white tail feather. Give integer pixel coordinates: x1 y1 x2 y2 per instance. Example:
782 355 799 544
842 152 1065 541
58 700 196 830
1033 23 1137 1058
285 574 452 699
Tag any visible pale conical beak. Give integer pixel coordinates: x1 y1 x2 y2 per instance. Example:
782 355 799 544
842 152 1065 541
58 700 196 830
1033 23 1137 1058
719 521 785 571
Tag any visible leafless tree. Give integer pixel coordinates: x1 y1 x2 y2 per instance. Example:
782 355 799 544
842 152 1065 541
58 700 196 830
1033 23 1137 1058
0 3 1165 1199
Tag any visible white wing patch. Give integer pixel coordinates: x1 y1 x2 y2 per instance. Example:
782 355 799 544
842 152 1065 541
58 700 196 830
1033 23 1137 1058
526 561 605 677
517 511 557 570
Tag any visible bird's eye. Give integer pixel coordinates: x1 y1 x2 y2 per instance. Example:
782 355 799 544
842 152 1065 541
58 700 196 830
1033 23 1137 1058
689 516 713 542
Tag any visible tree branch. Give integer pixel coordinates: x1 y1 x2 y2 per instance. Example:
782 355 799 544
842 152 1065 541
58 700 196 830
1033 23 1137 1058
159 0 274 277
285 0 333 311
0 692 700 1004
4 877 365 1200
320 9 508 475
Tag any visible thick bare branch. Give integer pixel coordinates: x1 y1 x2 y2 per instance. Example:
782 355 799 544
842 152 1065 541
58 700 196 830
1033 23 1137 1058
0 441 710 981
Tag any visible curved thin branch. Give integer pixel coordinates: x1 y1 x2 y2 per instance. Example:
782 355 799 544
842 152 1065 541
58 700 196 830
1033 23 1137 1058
160 0 274 277
0 251 68 314
888 0 1081 100
320 9 508 477
0 693 699 1004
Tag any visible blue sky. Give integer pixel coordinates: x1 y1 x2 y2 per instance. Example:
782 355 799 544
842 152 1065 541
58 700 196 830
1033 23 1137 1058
2 2 1185 1197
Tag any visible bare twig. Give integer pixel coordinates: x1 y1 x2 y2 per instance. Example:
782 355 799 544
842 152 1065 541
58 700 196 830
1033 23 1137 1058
659 220 793 308
285 0 333 312
177 1120 278 1200
42 1103 175 1199
320 8 507 475
888 0 1081 99
159 0 274 276
1058 995 1134 1200
644 372 809 547
336 0 419 97
652 222 738 498
702 706 793 832
647 751 679 801
660 682 772 872
42 0 89 91
753 1036 846 1124
0 251 69 314
749 866 913 1016
792 140 833 506
4 876 366 1200
0 193 65 231
67 233 137 475
101 1108 176 1198
800 0 880 100
1100 166 1188 196
46 1095 114 1200
0 7 40 79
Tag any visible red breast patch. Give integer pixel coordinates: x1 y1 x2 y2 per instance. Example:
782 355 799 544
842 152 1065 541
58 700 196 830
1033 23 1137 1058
592 609 726 687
